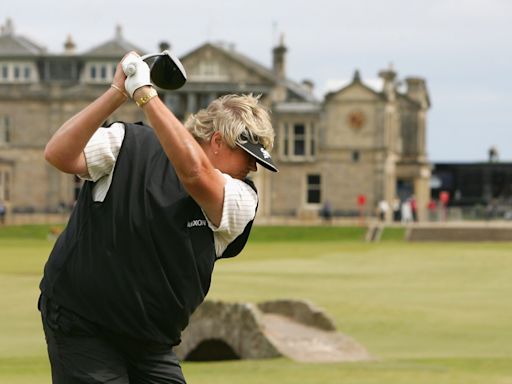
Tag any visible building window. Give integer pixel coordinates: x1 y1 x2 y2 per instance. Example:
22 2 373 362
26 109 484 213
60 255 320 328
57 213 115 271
0 172 4 201
4 172 10 201
86 62 115 83
279 121 317 161
352 150 360 162
294 124 305 156
0 116 11 144
283 124 289 156
200 62 218 77
197 93 215 109
100 65 107 80
0 62 35 83
307 174 321 204
0 171 11 201
281 122 316 161
165 93 185 117
310 125 316 156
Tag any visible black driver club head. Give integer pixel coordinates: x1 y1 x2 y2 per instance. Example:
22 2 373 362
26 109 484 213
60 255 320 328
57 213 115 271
142 50 187 90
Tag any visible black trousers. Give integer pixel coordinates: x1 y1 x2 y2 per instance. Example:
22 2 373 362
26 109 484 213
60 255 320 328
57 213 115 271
39 295 186 384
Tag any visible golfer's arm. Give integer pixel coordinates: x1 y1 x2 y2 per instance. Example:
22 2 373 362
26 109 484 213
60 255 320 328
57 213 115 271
44 87 127 175
136 87 225 226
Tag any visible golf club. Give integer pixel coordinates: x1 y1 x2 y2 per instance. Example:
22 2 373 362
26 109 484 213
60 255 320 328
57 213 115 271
125 50 187 90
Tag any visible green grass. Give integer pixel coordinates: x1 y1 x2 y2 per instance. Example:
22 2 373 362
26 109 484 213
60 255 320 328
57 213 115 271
0 224 63 240
1 224 512 383
250 225 367 242
380 226 406 241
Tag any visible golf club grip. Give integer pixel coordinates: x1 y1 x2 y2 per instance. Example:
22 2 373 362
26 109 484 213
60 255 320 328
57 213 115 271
125 63 137 76
124 54 156 76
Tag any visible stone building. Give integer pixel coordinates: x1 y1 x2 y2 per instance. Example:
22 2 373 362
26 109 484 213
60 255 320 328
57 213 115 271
0 19 431 222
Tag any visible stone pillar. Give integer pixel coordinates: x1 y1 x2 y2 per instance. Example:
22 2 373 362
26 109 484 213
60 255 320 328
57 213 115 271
415 166 431 222
405 77 429 161
378 65 397 102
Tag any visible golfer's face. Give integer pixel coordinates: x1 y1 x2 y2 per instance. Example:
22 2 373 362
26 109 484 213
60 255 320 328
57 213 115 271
220 146 257 180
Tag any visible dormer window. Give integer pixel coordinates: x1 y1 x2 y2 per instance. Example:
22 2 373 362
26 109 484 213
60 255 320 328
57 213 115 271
0 62 37 83
100 65 107 80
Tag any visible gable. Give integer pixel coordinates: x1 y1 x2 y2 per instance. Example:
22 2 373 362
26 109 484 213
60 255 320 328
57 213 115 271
84 26 145 59
326 82 383 104
85 39 145 59
181 44 273 85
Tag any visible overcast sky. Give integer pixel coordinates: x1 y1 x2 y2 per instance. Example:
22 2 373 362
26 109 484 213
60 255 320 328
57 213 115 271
4 0 511 162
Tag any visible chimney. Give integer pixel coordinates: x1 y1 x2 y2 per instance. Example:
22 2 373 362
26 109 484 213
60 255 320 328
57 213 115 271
405 77 429 108
272 33 287 80
352 69 362 83
378 63 397 101
64 34 76 55
488 146 499 163
115 24 123 40
159 41 171 52
301 79 314 94
2 18 14 36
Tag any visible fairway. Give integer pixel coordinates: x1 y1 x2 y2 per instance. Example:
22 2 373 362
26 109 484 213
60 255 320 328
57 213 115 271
1 225 512 383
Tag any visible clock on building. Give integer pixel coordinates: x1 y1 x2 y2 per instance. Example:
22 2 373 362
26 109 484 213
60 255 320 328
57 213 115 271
347 110 366 129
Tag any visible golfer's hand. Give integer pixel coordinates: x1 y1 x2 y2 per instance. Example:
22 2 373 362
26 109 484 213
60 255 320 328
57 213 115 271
122 52 152 98
111 60 128 97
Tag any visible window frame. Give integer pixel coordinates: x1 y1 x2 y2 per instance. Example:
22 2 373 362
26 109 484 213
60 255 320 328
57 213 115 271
306 173 322 205
279 120 317 162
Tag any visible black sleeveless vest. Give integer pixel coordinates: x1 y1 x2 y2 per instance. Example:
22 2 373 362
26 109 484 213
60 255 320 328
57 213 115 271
40 123 256 344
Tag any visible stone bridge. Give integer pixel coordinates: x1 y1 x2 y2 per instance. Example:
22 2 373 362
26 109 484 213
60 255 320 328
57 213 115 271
174 299 371 363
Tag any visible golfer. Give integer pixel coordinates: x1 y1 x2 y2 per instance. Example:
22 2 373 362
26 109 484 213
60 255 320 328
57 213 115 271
38 51 277 383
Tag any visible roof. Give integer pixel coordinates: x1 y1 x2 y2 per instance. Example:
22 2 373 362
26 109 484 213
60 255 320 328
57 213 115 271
84 25 145 58
181 42 318 103
274 101 321 114
0 20 46 56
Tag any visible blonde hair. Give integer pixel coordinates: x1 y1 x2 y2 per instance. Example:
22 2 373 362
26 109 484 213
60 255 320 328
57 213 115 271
184 94 274 150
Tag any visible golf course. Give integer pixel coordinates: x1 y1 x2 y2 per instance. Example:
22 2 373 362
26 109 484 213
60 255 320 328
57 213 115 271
1 224 511 383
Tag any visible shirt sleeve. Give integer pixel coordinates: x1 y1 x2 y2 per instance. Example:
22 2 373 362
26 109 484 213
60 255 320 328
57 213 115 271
203 172 258 257
80 123 125 182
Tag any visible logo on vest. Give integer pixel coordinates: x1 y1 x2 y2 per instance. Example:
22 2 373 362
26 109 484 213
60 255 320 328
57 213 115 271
187 219 207 228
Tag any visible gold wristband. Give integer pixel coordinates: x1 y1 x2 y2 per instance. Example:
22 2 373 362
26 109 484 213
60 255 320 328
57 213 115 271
135 88 158 107
110 84 129 99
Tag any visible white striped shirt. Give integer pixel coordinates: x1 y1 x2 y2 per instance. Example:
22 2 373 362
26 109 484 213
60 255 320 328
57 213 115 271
80 123 258 257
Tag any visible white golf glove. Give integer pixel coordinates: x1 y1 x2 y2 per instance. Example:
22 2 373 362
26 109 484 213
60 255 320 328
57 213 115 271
122 53 152 98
